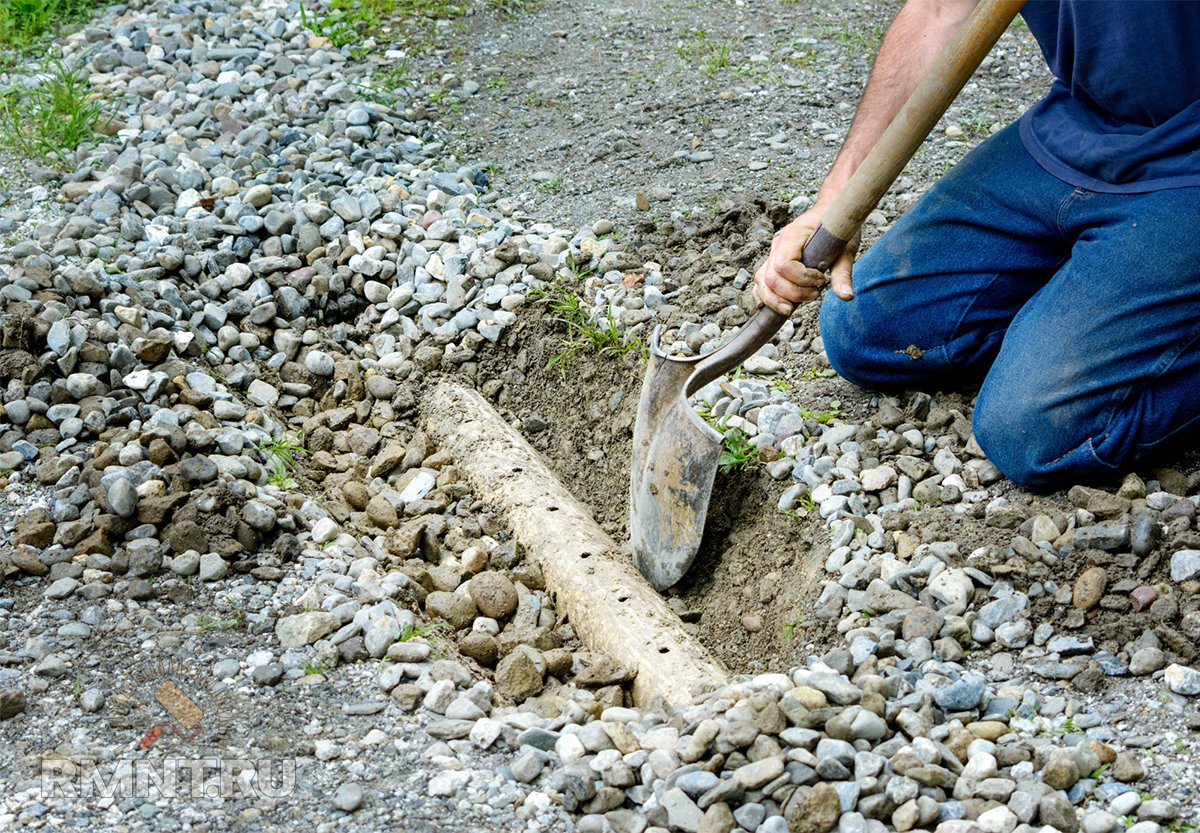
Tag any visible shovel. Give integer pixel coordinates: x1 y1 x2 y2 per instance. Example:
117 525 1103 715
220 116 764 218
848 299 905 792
630 0 1026 591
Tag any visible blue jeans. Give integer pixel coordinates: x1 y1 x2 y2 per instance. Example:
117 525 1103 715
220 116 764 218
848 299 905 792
819 124 1200 488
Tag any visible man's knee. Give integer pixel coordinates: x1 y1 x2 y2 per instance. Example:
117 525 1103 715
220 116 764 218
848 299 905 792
818 292 902 390
972 383 1077 489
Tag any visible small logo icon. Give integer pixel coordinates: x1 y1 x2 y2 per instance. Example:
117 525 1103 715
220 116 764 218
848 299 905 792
108 659 235 752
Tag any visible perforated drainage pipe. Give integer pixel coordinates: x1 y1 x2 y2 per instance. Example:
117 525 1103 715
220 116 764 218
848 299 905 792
422 382 729 709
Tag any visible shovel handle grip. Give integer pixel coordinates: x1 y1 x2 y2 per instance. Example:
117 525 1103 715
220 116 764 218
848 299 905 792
686 226 846 395
684 0 1024 393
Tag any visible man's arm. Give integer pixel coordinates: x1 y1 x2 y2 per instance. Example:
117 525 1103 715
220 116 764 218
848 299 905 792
755 0 979 311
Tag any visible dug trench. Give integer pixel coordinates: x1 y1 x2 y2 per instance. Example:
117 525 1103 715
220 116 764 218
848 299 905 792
366 195 1197 683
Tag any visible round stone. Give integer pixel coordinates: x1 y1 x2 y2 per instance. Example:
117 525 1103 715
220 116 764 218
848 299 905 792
333 782 363 812
305 350 335 376
468 571 518 620
107 478 138 518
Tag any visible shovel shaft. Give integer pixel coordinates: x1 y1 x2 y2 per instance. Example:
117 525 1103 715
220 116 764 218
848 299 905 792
687 0 1025 386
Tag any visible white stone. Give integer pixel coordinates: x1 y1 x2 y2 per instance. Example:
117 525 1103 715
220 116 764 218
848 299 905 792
312 517 339 544
427 770 471 797
1164 663 1200 696
928 568 974 609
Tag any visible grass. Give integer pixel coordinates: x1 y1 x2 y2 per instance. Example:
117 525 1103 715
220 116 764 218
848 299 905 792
196 610 245 631
527 257 645 376
257 433 308 490
781 492 817 518
780 616 807 647
302 660 328 676
298 0 468 48
717 426 760 473
0 56 110 166
0 0 98 49
299 0 531 50
800 400 843 424
800 365 838 381
535 177 564 194
398 622 448 644
675 29 737 78
1037 716 1078 737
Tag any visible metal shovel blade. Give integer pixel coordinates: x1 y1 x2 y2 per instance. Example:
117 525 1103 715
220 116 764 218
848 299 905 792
629 331 724 591
630 306 790 590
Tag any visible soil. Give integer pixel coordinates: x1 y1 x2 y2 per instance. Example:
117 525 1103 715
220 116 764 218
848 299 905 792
426 0 1052 230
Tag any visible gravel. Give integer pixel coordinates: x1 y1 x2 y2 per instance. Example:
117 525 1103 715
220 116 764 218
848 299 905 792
0 0 1198 832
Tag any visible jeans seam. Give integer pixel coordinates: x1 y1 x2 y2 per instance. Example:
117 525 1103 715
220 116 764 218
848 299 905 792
940 271 1007 371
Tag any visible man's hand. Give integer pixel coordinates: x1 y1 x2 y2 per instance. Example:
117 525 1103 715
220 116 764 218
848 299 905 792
753 209 858 315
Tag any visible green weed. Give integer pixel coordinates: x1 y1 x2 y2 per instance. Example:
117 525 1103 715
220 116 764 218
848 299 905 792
535 176 563 194
196 610 245 631
297 0 469 48
257 433 308 490
398 621 448 643
791 492 817 514
0 0 97 48
527 267 645 376
799 400 842 424
780 616 807 647
800 365 838 381
523 91 565 109
302 660 328 676
675 29 737 78
717 426 760 473
0 56 109 165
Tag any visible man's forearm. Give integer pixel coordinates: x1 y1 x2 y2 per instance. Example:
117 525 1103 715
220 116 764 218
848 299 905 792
814 0 978 211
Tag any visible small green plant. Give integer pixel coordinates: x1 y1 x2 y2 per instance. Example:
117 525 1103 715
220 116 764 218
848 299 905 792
1037 716 1078 737
297 0 470 48
1089 763 1112 779
528 273 644 376
718 426 760 473
0 56 110 165
799 400 843 424
1172 737 1186 752
0 0 98 48
73 672 84 695
769 377 793 394
800 365 838 381
302 660 328 676
398 622 448 643
196 610 245 631
535 176 564 194
675 29 737 78
780 616 807 647
257 432 308 490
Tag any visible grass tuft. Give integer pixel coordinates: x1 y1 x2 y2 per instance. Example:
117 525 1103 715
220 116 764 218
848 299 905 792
0 56 110 166
257 433 309 490
528 256 645 376
0 0 99 49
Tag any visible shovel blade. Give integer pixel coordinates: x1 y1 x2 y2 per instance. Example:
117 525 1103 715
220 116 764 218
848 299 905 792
629 339 723 591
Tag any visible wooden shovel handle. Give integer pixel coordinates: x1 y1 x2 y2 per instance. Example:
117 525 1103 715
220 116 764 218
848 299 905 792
687 0 1026 394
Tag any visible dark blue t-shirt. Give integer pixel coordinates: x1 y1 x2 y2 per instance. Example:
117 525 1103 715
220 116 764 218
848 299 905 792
1019 0 1200 192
